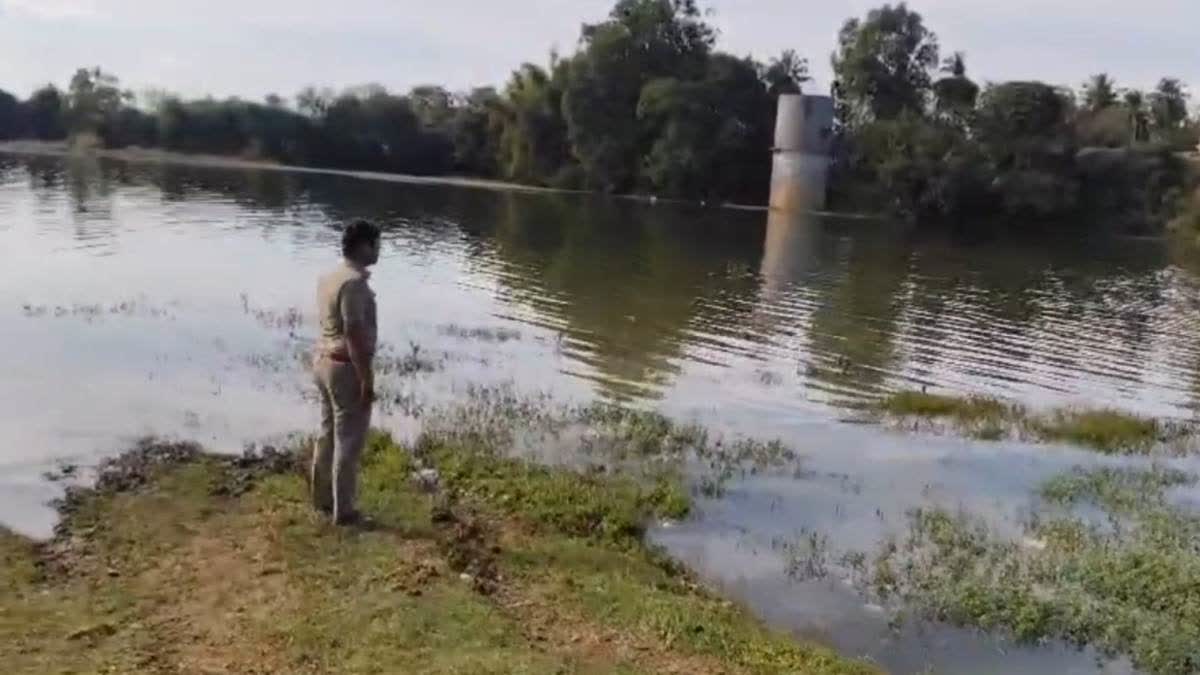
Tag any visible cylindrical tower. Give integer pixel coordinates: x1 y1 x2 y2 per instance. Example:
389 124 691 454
770 94 834 212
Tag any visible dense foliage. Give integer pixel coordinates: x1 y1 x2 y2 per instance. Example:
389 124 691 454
830 4 1198 229
0 0 1194 224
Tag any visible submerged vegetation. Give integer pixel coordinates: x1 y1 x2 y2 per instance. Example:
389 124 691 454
852 464 1200 675
1039 464 1196 512
0 435 873 674
0 0 1195 223
415 385 804 500
876 389 1189 453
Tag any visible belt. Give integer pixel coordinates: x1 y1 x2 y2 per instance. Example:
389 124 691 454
322 352 352 364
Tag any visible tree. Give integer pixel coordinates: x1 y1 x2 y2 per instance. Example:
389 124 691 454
1150 77 1189 131
26 85 67 140
0 89 23 139
762 49 810 97
974 81 1079 217
1123 89 1150 143
1082 73 1118 112
106 107 157 148
449 87 503 175
975 81 1073 150
933 52 978 127
847 112 990 220
138 88 175 113
67 67 130 136
832 3 939 124
563 0 715 191
496 63 571 184
295 86 335 118
638 54 773 201
156 96 188 149
408 85 457 129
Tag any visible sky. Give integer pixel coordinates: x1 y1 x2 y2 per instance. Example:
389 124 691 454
0 0 1195 103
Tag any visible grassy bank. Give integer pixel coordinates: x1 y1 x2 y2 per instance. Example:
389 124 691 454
875 390 1191 453
0 435 873 675
856 465 1200 674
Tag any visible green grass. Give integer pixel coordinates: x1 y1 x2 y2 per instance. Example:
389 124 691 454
1030 408 1160 453
860 465 1200 675
876 390 1184 453
425 439 690 543
878 390 1011 422
0 435 873 675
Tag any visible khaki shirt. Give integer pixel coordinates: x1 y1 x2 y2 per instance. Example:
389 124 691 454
316 260 377 359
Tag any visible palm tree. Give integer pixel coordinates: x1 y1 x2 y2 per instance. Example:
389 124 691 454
763 50 811 97
941 52 967 78
934 52 978 126
1150 77 1189 131
1082 73 1118 112
1123 89 1148 143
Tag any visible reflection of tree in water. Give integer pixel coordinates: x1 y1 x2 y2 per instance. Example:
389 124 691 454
59 156 119 253
0 156 21 229
144 162 299 211
126 167 772 403
1161 244 1200 414
897 235 1170 402
12 153 1193 413
770 215 1185 409
23 156 62 192
0 155 19 183
479 193 764 401
802 225 910 402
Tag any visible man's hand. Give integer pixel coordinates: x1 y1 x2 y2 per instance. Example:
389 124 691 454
345 322 375 408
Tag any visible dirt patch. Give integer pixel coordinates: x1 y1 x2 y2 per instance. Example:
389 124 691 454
139 525 296 675
384 541 444 597
54 438 299 518
430 495 502 596
423 488 739 673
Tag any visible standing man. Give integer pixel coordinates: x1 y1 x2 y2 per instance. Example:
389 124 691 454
312 220 381 525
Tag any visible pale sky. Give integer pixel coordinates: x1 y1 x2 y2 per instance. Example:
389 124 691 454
0 0 1195 103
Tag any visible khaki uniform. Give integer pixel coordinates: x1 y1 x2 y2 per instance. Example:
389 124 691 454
311 260 377 520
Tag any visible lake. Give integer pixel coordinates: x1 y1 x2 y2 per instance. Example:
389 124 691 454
3 152 1198 673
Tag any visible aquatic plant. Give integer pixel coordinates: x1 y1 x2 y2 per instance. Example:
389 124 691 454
876 389 1194 454
854 465 1200 674
437 323 523 343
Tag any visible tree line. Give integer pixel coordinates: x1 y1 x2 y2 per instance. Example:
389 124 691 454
0 0 808 205
830 4 1197 229
0 0 1195 225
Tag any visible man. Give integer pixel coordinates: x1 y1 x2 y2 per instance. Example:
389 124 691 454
312 220 380 525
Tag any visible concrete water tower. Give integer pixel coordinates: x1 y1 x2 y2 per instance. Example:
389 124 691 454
770 94 834 212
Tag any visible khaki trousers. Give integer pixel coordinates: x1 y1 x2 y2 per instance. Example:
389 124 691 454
311 357 372 521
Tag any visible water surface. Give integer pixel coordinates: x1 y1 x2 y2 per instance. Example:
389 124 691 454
3 154 1198 673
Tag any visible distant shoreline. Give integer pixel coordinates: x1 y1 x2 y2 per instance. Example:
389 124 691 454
0 140 780 212
0 139 589 196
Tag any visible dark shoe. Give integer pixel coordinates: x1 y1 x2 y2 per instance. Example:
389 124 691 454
334 511 372 528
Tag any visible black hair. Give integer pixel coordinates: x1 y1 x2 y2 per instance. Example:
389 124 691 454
341 220 381 257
